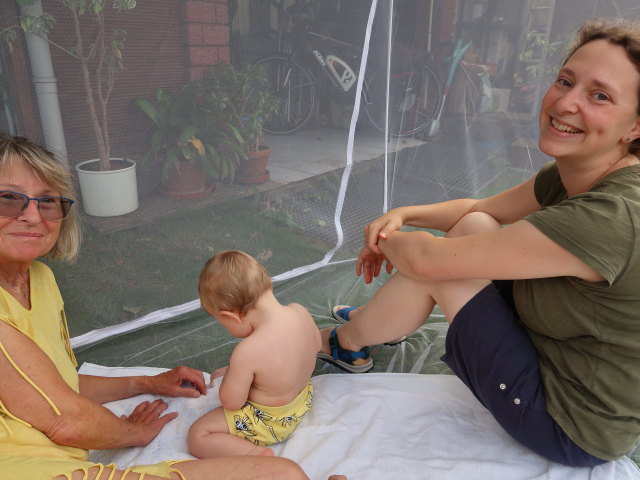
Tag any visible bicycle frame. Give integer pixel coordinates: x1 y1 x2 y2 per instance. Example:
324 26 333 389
297 29 363 95
310 49 357 93
260 0 446 137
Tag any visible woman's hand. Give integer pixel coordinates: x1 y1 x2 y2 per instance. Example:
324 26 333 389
148 366 206 398
356 209 403 283
363 210 404 254
356 244 393 284
121 398 178 446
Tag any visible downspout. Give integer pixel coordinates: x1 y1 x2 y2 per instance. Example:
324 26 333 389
19 0 68 166
427 0 434 53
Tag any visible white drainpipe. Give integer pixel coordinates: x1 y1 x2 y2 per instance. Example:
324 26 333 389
19 0 68 167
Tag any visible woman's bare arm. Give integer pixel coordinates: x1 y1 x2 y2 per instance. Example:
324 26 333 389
379 220 604 283
366 174 540 248
78 365 206 405
357 175 542 283
0 321 176 450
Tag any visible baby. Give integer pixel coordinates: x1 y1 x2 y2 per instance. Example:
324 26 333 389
188 250 322 457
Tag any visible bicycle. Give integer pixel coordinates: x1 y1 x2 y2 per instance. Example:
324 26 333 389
255 1 443 137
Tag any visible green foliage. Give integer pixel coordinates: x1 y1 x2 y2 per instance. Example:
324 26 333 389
203 63 279 152
515 30 565 86
2 2 54 49
15 0 137 14
134 86 245 182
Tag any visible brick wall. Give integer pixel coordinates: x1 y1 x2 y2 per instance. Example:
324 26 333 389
183 0 232 81
434 0 457 47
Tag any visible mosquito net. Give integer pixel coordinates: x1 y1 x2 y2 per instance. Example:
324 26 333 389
1 0 639 388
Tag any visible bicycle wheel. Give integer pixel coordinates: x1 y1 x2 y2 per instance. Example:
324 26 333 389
364 63 442 137
255 56 316 134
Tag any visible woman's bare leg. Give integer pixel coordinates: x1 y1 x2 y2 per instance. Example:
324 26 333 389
321 212 501 353
174 456 313 480
190 431 274 458
58 458 345 480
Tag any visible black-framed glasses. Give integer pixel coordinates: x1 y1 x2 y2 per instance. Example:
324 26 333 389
0 191 74 221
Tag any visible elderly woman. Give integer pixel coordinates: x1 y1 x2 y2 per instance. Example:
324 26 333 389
319 18 640 467
0 134 345 480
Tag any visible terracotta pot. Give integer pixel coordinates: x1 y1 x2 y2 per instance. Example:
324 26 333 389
166 161 214 199
236 146 271 184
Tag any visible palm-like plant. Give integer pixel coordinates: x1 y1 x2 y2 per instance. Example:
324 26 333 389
135 85 245 182
203 63 279 153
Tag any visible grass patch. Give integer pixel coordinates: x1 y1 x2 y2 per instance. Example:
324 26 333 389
47 194 332 338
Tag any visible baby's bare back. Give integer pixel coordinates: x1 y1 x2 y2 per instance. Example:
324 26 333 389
245 303 320 407
242 303 321 406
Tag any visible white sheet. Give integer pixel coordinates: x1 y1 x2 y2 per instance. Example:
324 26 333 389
79 363 640 480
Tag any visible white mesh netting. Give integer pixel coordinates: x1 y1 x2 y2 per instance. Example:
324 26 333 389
2 0 639 391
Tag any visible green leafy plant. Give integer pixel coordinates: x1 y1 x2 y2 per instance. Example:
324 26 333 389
511 30 569 115
3 0 136 171
515 30 566 86
202 63 279 153
134 85 245 182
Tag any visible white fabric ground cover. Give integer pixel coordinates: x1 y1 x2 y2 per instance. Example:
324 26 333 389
80 363 640 480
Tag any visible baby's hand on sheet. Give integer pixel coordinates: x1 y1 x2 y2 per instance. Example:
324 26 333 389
121 399 178 446
210 366 229 386
149 366 206 398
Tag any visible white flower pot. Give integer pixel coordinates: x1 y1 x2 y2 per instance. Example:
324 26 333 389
75 158 139 217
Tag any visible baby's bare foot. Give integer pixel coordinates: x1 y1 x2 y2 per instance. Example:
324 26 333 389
246 445 274 456
260 447 274 456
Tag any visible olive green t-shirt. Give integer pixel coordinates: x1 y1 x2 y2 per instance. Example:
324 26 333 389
514 162 640 460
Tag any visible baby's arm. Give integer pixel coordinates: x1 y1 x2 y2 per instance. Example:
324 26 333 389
209 366 229 386
218 343 257 411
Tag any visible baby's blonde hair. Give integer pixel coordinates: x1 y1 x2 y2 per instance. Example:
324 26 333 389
198 250 272 316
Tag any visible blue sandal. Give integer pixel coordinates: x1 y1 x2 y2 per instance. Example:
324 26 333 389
317 326 373 373
331 305 407 345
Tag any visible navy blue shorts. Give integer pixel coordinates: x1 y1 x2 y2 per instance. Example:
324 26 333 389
441 280 606 467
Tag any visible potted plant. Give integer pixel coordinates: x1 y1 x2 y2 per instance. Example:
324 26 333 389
203 63 279 184
134 85 245 198
5 0 138 216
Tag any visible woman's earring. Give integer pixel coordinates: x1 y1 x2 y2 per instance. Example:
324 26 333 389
626 137 631 143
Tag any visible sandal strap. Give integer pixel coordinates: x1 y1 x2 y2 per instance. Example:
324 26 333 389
334 306 358 322
329 327 369 361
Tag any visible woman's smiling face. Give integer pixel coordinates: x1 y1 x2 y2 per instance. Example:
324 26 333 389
0 160 61 269
539 38 640 164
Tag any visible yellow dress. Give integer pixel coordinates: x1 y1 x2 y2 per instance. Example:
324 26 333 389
0 261 185 480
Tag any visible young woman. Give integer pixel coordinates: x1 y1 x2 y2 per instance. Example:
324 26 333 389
319 18 640 467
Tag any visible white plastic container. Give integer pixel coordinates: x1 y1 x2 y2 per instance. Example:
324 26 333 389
75 158 139 217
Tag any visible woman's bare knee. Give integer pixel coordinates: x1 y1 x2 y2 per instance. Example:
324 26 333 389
447 211 501 238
